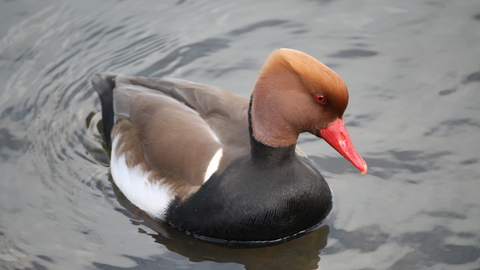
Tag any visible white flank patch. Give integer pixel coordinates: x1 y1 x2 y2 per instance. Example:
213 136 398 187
111 136 173 220
204 148 223 182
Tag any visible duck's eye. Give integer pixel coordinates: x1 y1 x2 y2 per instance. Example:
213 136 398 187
315 94 326 103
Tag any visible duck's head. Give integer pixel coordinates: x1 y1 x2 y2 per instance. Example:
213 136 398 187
251 48 367 174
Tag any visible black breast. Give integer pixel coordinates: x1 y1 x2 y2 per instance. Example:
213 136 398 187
164 153 333 244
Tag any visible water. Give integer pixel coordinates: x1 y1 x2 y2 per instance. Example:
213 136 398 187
1 0 479 269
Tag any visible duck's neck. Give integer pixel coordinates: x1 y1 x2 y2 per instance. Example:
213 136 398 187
248 100 297 168
249 62 304 148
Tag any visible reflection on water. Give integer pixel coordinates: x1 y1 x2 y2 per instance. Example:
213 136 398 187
97 213 329 270
1 0 480 269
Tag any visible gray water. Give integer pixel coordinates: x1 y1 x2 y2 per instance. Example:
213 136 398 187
1 0 480 269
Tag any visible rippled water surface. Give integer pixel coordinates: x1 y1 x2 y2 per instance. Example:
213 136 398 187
1 0 480 269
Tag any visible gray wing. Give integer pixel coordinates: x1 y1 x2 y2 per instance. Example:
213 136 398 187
110 75 251 185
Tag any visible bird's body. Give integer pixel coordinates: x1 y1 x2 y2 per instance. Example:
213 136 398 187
92 48 367 245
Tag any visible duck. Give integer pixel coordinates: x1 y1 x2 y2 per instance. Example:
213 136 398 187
91 48 367 246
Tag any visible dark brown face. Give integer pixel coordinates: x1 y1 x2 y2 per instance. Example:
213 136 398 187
302 77 349 136
251 48 367 173
274 85 346 137
250 48 351 147
277 52 350 137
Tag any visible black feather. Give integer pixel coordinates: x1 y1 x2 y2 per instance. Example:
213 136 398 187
91 72 117 149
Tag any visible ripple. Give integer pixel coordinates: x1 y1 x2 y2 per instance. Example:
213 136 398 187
1 1 480 269
227 19 289 36
462 71 480 84
395 227 480 266
328 48 378 58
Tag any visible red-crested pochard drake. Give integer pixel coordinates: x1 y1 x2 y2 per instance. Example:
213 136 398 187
92 48 367 245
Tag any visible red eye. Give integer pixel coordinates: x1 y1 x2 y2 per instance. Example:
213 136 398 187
315 94 326 103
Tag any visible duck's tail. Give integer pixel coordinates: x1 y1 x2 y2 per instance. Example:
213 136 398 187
91 72 118 149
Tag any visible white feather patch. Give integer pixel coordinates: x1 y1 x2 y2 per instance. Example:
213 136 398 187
111 136 173 220
204 148 223 182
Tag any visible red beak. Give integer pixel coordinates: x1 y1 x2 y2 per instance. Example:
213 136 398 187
319 119 368 174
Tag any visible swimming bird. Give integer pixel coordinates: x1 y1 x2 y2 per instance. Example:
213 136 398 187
92 48 367 245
